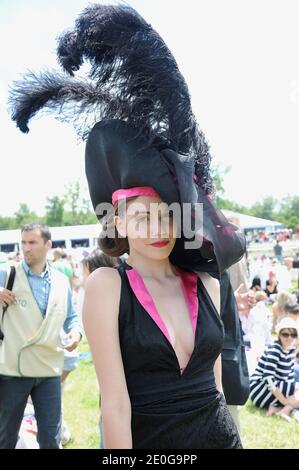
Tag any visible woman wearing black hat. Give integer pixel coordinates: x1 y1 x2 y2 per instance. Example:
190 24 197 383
9 4 245 449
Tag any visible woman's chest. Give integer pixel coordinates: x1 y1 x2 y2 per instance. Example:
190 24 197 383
134 278 195 367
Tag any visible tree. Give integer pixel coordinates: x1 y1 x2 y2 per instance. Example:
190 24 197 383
211 163 231 206
277 196 299 229
249 196 278 220
64 181 80 219
63 180 96 225
14 203 39 227
210 164 251 214
45 196 65 227
0 216 18 230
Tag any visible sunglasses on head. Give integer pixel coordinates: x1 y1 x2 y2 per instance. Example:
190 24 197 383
280 332 298 338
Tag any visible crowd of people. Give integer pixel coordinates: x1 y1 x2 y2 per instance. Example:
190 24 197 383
0 226 121 449
0 226 298 448
245 228 295 245
238 251 299 425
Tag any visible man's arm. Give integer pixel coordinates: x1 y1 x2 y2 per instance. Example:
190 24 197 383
63 287 83 351
0 270 6 289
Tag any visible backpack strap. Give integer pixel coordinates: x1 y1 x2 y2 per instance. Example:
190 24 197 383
0 266 16 341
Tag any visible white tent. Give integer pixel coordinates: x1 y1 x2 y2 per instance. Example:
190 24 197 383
222 210 285 232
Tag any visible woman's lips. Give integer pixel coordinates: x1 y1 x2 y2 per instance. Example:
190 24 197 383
149 241 169 248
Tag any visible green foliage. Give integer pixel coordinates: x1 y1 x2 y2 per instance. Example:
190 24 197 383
15 203 41 227
0 172 298 230
0 216 18 230
61 181 97 226
211 163 231 205
0 180 97 230
45 196 65 227
277 196 299 229
248 196 278 221
212 167 299 230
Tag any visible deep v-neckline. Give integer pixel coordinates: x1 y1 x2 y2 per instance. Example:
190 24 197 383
122 261 199 377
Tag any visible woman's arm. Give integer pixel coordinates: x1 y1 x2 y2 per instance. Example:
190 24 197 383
270 387 288 406
197 272 223 393
83 267 132 449
213 354 224 394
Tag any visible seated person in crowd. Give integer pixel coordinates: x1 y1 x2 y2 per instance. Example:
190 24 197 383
284 302 299 325
250 276 262 292
249 318 299 422
247 290 272 360
271 291 292 334
264 271 278 298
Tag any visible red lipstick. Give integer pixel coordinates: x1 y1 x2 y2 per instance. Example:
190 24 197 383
149 241 169 248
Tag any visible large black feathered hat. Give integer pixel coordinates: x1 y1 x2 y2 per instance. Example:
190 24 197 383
9 3 246 275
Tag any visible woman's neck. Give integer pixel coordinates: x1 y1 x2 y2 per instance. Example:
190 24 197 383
126 253 176 280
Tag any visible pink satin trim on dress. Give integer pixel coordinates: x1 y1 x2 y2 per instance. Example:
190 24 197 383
175 267 199 336
112 186 161 206
125 267 198 347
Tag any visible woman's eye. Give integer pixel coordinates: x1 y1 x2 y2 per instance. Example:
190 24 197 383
162 213 173 221
136 215 148 223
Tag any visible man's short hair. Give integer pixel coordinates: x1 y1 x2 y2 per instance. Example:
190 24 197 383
21 223 52 243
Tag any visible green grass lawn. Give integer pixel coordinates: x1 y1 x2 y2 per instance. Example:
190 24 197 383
63 338 100 449
63 338 299 449
240 401 299 449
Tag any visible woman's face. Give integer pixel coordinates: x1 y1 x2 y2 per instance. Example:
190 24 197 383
114 195 178 261
269 273 276 282
279 328 298 350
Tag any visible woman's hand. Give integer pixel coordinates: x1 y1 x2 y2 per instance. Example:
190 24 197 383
234 284 256 314
285 395 299 408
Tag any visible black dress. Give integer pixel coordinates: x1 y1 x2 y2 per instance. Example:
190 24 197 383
108 260 242 449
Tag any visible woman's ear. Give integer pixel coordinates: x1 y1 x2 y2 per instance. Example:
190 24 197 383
114 215 127 238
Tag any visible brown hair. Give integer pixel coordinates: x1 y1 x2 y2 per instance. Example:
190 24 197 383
82 249 117 273
275 291 291 310
98 197 137 257
21 223 51 243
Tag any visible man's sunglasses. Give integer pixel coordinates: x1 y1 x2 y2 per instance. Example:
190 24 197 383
280 332 298 339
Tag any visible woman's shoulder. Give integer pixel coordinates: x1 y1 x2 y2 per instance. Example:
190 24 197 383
196 270 219 288
265 341 283 354
195 270 220 314
86 266 121 291
173 265 220 298
84 267 122 324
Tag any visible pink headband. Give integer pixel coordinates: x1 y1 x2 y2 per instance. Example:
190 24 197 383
112 186 161 206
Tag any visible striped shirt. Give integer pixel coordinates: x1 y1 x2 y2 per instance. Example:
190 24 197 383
249 341 296 408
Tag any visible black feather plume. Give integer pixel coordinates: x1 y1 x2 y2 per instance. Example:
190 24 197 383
9 3 214 193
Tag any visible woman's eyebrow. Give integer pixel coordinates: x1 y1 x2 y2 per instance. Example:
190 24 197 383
130 209 172 215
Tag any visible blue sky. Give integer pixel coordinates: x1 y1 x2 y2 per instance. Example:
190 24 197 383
1 0 299 216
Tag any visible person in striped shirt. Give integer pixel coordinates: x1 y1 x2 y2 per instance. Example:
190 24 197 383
249 317 299 422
